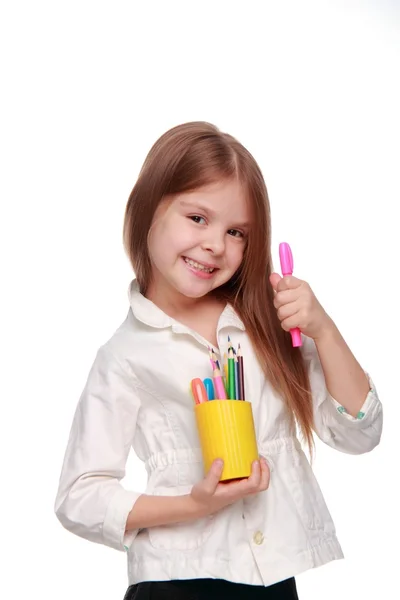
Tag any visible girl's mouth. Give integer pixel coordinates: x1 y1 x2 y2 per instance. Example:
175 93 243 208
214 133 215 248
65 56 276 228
183 257 216 274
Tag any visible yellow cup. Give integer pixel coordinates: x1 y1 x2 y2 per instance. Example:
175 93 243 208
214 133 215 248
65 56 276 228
195 400 259 481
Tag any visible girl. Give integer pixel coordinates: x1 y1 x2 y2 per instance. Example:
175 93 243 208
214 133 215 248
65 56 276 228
55 122 383 600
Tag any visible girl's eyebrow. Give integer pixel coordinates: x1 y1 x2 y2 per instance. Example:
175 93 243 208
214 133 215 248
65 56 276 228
179 198 215 215
179 199 249 228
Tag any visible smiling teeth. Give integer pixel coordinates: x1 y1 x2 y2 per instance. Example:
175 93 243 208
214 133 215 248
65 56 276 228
184 258 215 273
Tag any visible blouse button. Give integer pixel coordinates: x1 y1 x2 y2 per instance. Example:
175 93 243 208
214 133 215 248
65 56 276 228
253 531 264 545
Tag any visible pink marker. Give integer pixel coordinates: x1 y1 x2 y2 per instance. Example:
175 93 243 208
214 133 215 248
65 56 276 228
279 242 302 347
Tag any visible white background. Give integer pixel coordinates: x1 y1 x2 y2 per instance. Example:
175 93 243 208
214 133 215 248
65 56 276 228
1 1 399 598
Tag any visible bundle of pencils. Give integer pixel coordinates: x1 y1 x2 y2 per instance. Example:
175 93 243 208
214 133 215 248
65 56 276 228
225 336 245 401
191 337 245 404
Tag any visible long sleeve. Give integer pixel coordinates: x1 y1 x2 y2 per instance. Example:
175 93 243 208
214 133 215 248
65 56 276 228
301 336 383 454
54 345 142 551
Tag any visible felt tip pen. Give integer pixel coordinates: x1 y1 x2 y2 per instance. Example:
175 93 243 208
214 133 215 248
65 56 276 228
203 378 215 400
279 242 302 347
191 378 208 405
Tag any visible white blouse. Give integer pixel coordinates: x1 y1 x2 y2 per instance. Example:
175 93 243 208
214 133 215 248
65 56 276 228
55 280 383 587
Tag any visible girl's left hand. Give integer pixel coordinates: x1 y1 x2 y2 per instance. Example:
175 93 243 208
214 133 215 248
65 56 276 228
269 273 333 341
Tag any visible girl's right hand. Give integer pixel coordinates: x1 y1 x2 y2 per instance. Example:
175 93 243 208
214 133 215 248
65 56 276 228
190 457 270 517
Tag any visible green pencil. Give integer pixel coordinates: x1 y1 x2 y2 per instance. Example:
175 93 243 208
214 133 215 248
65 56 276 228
228 345 236 400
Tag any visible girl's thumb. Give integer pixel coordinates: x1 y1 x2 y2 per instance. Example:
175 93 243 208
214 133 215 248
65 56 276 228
203 459 224 494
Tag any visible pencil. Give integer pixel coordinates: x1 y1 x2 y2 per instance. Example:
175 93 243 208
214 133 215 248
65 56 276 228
223 352 228 382
234 355 240 400
211 348 220 370
237 343 245 400
213 366 227 399
228 345 236 400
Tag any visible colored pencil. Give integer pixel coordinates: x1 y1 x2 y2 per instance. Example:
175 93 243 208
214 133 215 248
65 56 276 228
212 366 227 399
234 355 240 400
227 345 236 400
208 347 220 370
211 349 220 370
223 352 228 382
237 343 245 400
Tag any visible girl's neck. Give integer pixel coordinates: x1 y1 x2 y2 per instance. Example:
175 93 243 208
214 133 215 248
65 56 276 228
145 285 225 348
147 288 223 319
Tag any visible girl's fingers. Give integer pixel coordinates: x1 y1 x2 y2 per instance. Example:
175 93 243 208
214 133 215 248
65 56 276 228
246 460 261 490
277 300 300 322
273 288 299 309
202 459 224 495
259 457 271 490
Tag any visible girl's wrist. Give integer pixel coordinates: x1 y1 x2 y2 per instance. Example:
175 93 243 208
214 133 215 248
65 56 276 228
186 493 211 519
313 315 336 343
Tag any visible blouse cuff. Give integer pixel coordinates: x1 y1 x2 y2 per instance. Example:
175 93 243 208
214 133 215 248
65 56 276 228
328 372 379 424
102 488 142 552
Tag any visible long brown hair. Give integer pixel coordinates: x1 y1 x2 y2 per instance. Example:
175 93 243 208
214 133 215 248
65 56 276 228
123 122 314 454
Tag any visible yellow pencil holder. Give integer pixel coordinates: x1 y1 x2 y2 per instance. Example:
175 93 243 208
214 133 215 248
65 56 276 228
195 400 259 482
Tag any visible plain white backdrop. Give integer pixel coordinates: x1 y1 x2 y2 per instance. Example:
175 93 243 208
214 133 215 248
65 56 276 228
1 1 399 598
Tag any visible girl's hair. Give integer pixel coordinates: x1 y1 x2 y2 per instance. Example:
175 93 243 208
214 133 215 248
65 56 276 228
124 121 314 454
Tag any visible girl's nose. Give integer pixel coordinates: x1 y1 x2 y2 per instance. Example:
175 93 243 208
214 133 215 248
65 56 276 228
201 233 225 255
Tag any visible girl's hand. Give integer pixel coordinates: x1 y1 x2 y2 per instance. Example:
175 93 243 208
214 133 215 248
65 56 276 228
190 458 270 517
269 273 334 341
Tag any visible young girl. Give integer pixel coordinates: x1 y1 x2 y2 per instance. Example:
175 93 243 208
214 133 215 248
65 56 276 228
55 121 383 600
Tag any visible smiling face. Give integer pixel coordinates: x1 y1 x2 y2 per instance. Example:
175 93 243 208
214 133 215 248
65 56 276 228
146 178 250 307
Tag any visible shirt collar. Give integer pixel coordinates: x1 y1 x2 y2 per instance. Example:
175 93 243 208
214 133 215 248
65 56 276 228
128 279 173 328
128 279 245 331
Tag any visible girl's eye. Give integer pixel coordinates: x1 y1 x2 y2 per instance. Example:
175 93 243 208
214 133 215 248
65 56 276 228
227 229 244 238
190 215 206 225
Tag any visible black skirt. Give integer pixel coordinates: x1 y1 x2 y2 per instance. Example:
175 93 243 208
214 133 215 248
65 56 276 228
123 577 299 599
